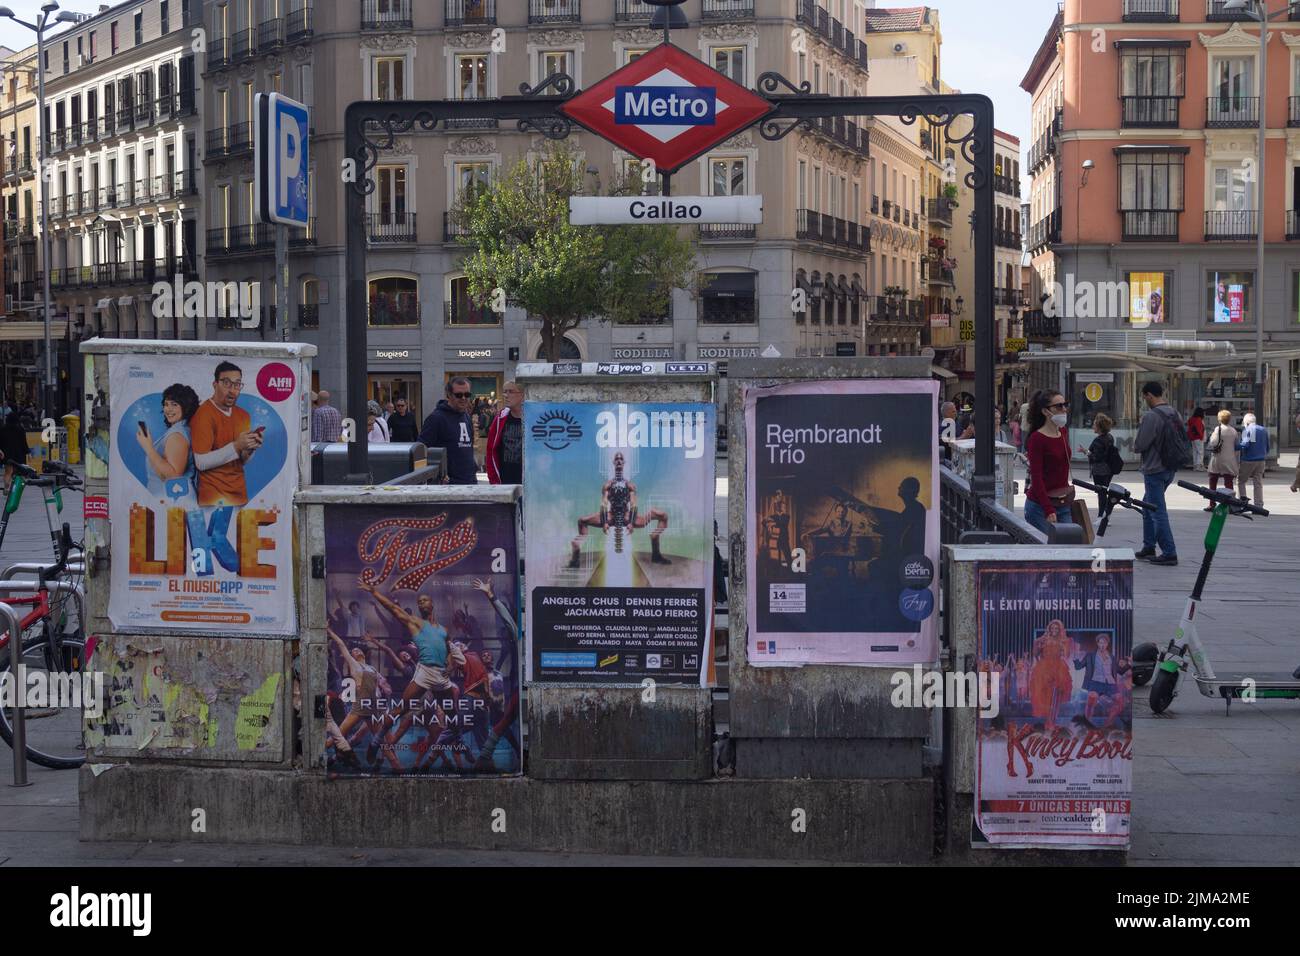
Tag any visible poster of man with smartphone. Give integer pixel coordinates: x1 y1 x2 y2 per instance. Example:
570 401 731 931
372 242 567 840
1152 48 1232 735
191 361 265 507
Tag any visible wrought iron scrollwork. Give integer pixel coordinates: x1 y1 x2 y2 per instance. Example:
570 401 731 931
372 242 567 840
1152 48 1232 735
518 73 576 98
756 71 812 96
896 103 987 190
758 116 813 143
517 114 577 140
350 110 440 197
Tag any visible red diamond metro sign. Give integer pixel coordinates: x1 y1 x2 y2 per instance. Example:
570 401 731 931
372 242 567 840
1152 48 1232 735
560 44 774 175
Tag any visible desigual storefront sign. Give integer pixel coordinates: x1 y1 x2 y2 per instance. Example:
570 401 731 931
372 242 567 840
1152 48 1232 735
450 348 500 360
372 348 421 362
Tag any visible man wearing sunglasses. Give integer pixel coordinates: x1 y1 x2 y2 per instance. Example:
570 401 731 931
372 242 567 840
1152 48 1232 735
419 377 478 484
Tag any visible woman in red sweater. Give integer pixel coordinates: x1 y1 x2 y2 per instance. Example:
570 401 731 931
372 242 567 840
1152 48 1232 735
1023 389 1073 534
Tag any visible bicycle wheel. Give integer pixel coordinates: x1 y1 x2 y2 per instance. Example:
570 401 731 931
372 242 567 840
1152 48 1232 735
0 629 89 769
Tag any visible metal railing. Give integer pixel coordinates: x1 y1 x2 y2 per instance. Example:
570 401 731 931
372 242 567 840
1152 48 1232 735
286 6 315 42
1291 95 1300 127
1121 95 1181 127
1122 209 1179 241
528 0 580 22
207 219 316 255
363 0 413 29
258 17 284 50
940 466 1046 546
928 197 954 227
1288 210 1300 241
995 228 1022 249
1206 95 1258 127
299 304 320 328
703 0 755 16
208 36 229 69
1204 209 1256 240
994 173 1020 197
795 209 870 252
231 28 254 61
206 122 253 158
371 299 422 326
446 0 495 26
1122 0 1180 20
369 212 417 243
1206 0 1252 19
444 211 469 241
615 0 656 20
698 223 757 241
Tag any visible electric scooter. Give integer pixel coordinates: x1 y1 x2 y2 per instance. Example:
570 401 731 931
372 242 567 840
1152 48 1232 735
1137 480 1300 715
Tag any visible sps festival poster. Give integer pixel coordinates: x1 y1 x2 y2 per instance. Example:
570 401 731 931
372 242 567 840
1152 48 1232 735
108 353 304 634
975 563 1134 849
323 503 522 776
525 401 715 685
745 379 940 665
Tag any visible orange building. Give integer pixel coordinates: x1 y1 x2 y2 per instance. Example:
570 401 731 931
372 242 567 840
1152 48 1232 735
1022 0 1300 458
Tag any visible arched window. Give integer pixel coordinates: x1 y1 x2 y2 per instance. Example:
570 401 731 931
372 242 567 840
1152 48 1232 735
300 277 319 328
447 275 496 326
368 275 418 326
535 336 581 361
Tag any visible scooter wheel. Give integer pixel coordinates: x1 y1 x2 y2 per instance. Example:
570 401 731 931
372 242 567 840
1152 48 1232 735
1131 642 1159 687
1149 668 1178 714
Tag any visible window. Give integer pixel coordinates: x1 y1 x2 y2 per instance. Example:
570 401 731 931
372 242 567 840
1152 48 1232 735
1211 163 1253 211
700 271 757 324
447 276 496 326
90 32 96 61
709 157 746 197
1117 150 1184 210
161 1 170 34
454 161 491 202
625 49 649 65
712 46 745 84
542 50 572 82
457 54 489 99
1212 56 1254 102
375 166 407 220
622 157 652 193
369 276 420 327
134 13 143 46
1291 272 1300 324
1120 45 1185 97
1207 271 1253 325
270 72 282 93
374 57 405 100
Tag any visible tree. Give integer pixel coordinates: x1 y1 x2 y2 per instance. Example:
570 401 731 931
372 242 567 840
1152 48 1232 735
452 143 698 362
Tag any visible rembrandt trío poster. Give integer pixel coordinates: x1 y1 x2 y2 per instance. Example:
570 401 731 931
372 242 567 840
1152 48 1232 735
525 401 715 685
108 352 303 634
974 563 1134 849
323 502 521 776
745 379 940 665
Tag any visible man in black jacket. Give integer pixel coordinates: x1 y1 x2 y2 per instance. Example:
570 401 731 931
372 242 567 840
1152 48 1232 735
419 377 478 484
387 395 420 443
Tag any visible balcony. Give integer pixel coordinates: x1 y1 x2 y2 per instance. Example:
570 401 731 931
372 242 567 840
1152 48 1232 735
1028 210 1062 251
995 228 1022 250
208 37 229 70
1206 96 1259 128
231 28 254 62
810 115 870 157
362 0 412 29
1204 209 1256 240
698 223 757 242
795 209 871 253
443 115 499 130
703 0 755 17
258 18 284 51
927 197 954 228
794 1 865 69
1121 95 1181 128
869 296 925 325
1206 0 1252 19
871 195 879 215
1122 0 1179 20
529 0 581 22
446 0 495 26
994 173 1020 197
1024 309 1061 340
994 289 1025 308
372 299 422 327
369 212 417 243
444 212 470 242
298 304 320 329
208 219 315 256
1121 209 1179 241
1290 96 1300 127
206 122 253 159
286 6 314 42
615 0 655 20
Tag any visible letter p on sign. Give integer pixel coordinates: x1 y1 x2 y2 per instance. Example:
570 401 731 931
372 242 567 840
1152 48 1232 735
255 93 311 228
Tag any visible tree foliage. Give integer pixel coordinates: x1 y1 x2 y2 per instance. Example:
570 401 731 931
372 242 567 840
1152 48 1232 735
452 143 698 361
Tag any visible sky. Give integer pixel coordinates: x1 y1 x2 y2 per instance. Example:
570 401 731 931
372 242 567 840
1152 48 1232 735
0 0 1058 157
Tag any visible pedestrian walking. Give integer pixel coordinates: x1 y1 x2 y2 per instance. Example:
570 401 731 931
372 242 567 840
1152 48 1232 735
1023 389 1073 535
418 377 478 485
367 400 390 443
1086 413 1118 516
486 381 524 485
1236 412 1269 508
1205 409 1239 508
312 390 342 443
1133 381 1182 565
387 395 420 443
1187 407 1206 471
0 411 29 490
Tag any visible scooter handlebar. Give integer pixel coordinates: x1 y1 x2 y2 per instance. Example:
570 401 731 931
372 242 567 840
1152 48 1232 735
1177 479 1270 517
1073 478 1157 512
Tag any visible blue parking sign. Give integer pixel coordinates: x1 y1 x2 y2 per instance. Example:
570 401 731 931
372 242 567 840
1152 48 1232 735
255 93 310 227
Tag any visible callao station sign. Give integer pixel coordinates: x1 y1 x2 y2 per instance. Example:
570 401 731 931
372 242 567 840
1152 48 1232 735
560 44 771 225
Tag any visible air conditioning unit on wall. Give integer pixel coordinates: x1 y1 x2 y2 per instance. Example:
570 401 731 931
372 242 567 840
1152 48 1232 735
893 42 908 55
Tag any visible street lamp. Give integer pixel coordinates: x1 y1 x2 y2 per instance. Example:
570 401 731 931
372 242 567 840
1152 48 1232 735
1222 0 1285 427
0 2 86 420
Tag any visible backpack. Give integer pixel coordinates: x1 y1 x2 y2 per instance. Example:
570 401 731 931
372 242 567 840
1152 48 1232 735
1107 442 1124 475
1156 406 1193 470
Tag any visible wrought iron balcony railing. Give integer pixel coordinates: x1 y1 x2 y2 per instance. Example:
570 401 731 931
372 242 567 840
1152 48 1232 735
1206 95 1259 128
1121 95 1181 127
1122 0 1180 21
1204 209 1256 240
369 212 417 243
446 0 495 27
363 0 413 30
1122 209 1180 241
528 0 580 23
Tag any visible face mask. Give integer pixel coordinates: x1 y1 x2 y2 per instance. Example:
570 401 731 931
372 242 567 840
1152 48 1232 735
1051 413 1068 428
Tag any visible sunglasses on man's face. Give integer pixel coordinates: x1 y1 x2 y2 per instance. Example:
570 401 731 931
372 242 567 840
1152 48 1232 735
452 392 472 399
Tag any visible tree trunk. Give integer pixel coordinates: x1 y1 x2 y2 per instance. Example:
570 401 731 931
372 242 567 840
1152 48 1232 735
540 319 558 363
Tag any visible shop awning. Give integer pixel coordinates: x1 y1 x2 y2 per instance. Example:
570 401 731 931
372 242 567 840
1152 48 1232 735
851 278 866 298
931 365 958 380
0 320 70 340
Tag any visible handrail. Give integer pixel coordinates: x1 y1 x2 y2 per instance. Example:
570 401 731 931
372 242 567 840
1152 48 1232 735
0 601 29 786
380 465 444 486
1 563 85 581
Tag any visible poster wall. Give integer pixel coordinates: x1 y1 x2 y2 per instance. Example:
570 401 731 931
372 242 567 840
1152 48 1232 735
1127 272 1165 324
323 503 521 776
107 353 303 634
525 401 715 685
745 379 940 666
974 563 1134 849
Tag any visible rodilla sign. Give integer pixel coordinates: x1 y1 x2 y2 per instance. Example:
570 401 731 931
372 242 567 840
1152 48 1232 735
561 43 773 173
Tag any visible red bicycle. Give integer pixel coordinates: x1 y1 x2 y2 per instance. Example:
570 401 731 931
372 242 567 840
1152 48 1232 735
0 524 89 769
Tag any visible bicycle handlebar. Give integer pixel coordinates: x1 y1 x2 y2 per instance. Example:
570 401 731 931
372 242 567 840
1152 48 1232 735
1073 478 1157 512
1177 480 1269 517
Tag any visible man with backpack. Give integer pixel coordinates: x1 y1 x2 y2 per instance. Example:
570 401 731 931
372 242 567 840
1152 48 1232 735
1133 381 1189 566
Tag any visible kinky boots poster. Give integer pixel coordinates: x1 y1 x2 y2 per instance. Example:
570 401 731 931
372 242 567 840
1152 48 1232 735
745 379 940 665
524 402 716 685
974 563 1135 849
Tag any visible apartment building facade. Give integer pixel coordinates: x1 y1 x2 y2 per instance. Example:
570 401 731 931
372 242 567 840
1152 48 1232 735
199 0 910 418
37 0 205 409
1023 0 1300 453
993 128 1029 412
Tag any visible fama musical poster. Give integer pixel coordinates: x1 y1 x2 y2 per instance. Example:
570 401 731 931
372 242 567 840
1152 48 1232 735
745 379 939 665
323 503 521 776
525 402 715 685
107 353 305 634
974 563 1134 849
